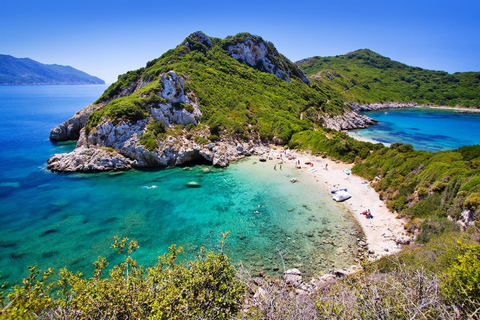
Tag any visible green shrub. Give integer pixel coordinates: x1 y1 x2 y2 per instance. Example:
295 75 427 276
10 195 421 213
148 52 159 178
208 134 219 141
195 136 209 145
0 237 244 319
417 186 429 198
432 181 447 192
442 243 480 314
147 120 166 136
139 132 158 151
464 193 480 210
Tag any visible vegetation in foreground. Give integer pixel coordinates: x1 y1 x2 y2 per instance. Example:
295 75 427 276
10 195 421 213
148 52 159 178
1 234 479 319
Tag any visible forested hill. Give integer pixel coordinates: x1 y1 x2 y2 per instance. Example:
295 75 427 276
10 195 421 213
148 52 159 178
296 49 480 108
0 54 105 85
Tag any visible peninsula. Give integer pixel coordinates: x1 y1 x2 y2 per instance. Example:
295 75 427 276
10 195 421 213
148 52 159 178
0 54 105 85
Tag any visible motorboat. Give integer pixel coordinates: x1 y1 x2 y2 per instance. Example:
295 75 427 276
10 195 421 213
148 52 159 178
332 191 351 202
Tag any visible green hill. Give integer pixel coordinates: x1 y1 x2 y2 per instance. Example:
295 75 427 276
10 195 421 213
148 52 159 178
0 54 105 85
296 49 480 108
89 32 341 144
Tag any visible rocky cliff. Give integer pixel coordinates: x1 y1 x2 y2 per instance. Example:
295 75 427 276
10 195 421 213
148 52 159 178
47 69 267 172
47 31 370 172
224 34 310 85
321 110 377 131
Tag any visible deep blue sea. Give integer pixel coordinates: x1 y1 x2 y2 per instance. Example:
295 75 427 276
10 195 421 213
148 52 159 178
0 85 361 286
349 108 480 152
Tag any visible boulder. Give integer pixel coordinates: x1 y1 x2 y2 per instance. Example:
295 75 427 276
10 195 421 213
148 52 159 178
284 268 302 287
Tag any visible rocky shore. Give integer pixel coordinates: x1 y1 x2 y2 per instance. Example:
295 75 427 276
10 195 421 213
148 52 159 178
321 109 377 131
348 101 480 113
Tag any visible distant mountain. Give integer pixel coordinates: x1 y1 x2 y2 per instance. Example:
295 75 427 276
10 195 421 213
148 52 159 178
0 54 104 85
296 49 480 108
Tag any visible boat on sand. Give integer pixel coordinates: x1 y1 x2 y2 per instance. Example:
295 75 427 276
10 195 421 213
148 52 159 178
332 190 351 202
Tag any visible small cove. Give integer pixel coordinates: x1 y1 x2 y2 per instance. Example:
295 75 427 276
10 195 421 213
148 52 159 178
0 85 361 286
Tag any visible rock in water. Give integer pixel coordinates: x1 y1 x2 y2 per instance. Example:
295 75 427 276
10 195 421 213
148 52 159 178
47 146 133 172
185 181 201 188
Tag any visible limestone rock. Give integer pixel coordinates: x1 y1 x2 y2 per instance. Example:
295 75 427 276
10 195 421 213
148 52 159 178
227 34 310 85
49 103 104 141
321 110 377 131
284 268 302 287
184 31 213 50
47 146 133 172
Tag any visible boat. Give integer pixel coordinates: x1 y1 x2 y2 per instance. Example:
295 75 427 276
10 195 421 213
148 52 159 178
331 188 347 194
259 157 267 162
345 169 351 175
332 191 351 202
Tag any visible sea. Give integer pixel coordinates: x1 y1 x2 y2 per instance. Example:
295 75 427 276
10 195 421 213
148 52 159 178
348 108 480 152
0 85 362 287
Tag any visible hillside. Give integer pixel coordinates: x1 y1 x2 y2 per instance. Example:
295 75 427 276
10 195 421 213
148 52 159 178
47 32 375 172
0 54 105 85
296 49 480 108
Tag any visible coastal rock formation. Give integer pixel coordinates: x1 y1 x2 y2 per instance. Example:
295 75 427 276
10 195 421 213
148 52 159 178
348 102 420 112
49 104 104 141
321 110 377 131
47 146 133 172
48 121 267 172
226 34 310 85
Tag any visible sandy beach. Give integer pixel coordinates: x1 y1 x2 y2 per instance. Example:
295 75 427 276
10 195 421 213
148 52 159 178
265 148 410 260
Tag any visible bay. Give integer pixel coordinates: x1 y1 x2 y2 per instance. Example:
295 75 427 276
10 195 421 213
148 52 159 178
349 108 480 152
0 85 360 286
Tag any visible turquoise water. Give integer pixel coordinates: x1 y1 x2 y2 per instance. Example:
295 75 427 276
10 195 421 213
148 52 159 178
0 85 361 286
350 108 480 152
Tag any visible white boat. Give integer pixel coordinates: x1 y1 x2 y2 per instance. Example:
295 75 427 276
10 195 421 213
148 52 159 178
332 191 351 202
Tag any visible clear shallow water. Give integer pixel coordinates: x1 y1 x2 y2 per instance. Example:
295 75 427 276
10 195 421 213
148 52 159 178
0 85 361 286
349 108 480 152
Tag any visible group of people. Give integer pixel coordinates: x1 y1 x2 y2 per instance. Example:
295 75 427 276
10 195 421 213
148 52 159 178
361 209 374 219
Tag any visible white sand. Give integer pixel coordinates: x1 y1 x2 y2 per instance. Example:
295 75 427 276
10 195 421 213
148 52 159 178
266 148 409 260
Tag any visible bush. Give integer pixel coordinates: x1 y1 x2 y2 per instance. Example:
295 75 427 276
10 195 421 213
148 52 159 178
442 243 480 315
208 134 219 141
432 181 447 192
417 186 429 198
139 131 158 151
0 237 244 319
315 265 455 319
464 193 480 210
195 136 209 145
147 120 166 136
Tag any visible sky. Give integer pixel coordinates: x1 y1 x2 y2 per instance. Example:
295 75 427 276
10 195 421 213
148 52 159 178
1 0 479 83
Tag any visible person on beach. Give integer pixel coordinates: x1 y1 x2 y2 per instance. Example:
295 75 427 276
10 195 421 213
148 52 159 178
325 163 328 170
274 164 277 170
280 164 282 170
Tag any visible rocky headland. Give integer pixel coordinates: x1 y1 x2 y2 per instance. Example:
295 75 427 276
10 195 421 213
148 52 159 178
47 32 376 172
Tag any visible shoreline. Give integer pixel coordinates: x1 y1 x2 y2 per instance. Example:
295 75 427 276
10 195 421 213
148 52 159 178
416 105 480 113
264 148 410 260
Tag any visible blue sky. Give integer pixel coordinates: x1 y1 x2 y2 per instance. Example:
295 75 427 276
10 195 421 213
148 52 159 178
1 0 479 83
